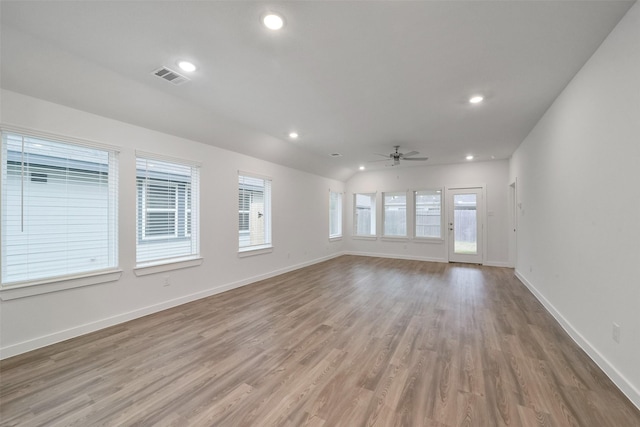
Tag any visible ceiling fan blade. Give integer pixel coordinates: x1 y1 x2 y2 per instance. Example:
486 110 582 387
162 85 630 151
374 153 391 158
368 158 390 163
402 151 419 157
402 157 429 161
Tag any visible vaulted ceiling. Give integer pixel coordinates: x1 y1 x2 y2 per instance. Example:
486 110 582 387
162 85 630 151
1 1 634 181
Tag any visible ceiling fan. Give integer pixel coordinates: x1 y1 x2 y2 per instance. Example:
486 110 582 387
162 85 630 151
372 145 429 166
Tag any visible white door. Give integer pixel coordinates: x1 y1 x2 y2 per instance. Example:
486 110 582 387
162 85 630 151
447 188 484 264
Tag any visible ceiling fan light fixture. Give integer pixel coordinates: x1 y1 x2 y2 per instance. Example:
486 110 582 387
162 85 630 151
469 95 484 104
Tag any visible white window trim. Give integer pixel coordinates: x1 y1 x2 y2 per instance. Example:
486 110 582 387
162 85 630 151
381 236 410 242
0 269 123 301
134 257 203 276
1 127 120 290
413 188 444 241
353 192 377 237
238 245 274 257
135 153 200 268
352 235 377 241
238 171 272 253
413 237 445 244
329 190 343 239
382 191 408 238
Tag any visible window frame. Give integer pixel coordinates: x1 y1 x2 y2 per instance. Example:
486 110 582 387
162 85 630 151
414 188 444 241
238 171 272 255
329 191 343 240
135 153 201 269
382 191 408 238
0 127 121 297
353 192 377 238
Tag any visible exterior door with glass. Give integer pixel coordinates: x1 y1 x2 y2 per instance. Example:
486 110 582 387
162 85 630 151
447 188 484 264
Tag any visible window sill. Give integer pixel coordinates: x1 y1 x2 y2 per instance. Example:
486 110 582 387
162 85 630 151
352 235 377 241
134 257 203 276
329 236 343 242
413 237 444 244
381 236 409 242
0 269 123 301
238 246 273 258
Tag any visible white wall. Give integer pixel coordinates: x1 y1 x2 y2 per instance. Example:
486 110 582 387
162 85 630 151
345 160 510 266
510 2 640 407
0 90 345 358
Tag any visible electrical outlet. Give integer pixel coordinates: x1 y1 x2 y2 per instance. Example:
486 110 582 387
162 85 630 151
612 322 621 343
163 276 170 287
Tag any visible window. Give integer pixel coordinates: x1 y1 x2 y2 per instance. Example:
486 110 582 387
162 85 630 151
415 189 442 239
353 193 376 236
1 131 118 285
136 156 199 265
383 191 407 237
238 173 271 251
329 191 342 239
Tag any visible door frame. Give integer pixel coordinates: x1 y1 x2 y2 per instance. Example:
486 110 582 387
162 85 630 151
446 185 486 264
508 179 518 268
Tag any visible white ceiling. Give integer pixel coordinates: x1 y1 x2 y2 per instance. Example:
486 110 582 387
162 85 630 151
1 1 634 181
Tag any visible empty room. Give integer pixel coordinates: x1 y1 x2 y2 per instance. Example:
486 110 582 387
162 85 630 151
1 1 639 426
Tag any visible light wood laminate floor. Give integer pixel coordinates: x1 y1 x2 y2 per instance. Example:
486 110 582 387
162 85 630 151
1 256 639 426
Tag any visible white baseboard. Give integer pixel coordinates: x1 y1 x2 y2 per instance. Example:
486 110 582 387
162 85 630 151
0 252 344 360
514 270 640 410
343 251 447 263
483 261 511 267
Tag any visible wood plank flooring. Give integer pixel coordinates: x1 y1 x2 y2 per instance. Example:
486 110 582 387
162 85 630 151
1 256 639 426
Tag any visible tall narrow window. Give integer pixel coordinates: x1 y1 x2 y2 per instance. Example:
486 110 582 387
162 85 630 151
415 189 442 239
238 173 272 251
353 193 376 237
329 191 342 239
383 191 407 237
1 131 118 285
136 156 199 266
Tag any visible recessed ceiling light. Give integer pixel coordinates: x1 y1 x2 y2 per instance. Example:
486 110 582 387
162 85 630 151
177 61 196 72
288 132 299 139
359 166 365 170
263 13 284 30
469 95 484 104
329 153 342 157
466 155 474 160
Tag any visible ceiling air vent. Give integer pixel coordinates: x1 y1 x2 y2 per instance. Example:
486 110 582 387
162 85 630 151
152 66 190 85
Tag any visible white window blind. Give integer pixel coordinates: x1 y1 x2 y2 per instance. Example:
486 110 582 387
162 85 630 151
1 131 118 285
329 191 342 238
238 173 271 250
383 191 407 237
354 193 376 236
415 189 442 238
136 156 199 265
